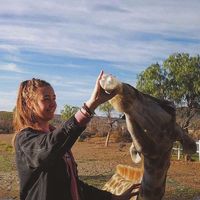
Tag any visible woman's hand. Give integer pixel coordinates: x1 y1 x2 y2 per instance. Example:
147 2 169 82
85 70 116 112
111 183 141 200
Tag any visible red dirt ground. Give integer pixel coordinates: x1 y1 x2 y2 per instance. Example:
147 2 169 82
0 134 200 200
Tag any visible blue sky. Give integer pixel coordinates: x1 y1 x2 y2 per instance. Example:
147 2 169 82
0 0 200 113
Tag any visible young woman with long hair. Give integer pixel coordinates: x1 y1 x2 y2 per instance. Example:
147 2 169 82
13 71 140 200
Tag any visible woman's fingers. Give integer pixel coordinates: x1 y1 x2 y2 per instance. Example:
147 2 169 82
97 70 104 81
131 183 141 189
122 183 141 199
86 70 117 109
129 191 140 198
125 183 141 194
95 70 104 93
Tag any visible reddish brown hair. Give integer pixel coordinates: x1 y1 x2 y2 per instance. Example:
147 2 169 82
12 78 51 144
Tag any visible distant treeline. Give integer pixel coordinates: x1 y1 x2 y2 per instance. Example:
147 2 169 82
0 109 200 138
0 111 13 133
0 111 63 133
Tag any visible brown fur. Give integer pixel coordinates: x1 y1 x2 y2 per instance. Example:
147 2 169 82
100 75 197 200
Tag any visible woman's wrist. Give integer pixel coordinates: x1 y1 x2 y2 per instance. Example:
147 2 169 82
85 100 98 113
75 110 91 125
78 101 96 119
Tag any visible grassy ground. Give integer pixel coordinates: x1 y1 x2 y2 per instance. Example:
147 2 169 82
0 135 19 200
0 134 200 200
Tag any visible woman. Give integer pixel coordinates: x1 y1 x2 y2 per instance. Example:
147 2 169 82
13 71 140 200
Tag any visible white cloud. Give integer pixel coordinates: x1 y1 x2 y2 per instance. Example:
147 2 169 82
0 63 25 73
0 0 199 69
0 0 200 112
0 44 19 53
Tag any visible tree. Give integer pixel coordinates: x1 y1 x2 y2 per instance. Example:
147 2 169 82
0 111 13 133
61 105 79 121
99 102 115 146
136 53 200 131
137 63 167 99
163 53 200 129
137 53 200 160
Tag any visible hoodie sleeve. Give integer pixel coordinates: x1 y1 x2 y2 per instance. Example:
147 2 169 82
16 116 86 169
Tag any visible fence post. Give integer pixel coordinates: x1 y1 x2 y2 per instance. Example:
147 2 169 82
178 145 181 160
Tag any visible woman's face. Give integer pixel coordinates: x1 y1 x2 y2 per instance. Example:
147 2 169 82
32 86 57 122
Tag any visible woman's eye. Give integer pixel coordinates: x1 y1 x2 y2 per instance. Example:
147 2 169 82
43 98 50 101
43 97 56 101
